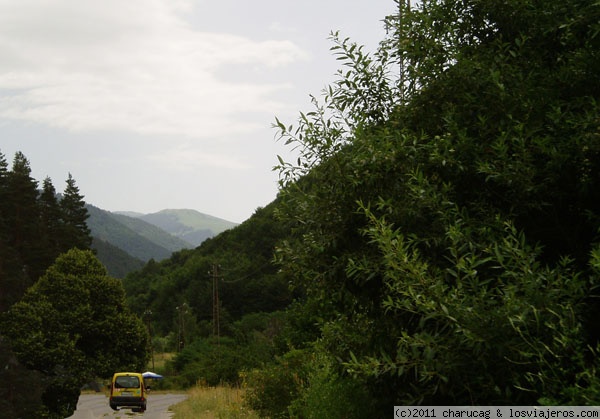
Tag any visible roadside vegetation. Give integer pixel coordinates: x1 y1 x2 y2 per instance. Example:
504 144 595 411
170 385 258 419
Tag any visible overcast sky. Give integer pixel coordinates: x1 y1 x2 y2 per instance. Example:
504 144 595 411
0 0 397 223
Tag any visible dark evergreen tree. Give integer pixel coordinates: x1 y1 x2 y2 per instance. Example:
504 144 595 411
0 150 16 311
0 150 8 211
4 152 41 291
38 177 63 268
0 150 9 262
0 151 47 416
59 173 92 252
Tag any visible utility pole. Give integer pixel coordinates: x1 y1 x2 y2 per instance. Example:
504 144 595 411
144 309 155 370
175 303 188 352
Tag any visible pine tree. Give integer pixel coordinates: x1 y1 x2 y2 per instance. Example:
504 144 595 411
0 150 9 246
38 177 63 268
59 173 92 252
0 150 8 209
0 150 16 311
4 152 41 291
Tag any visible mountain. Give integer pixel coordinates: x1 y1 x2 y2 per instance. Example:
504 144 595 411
91 237 145 278
86 205 237 277
112 211 145 218
126 209 238 247
86 204 191 265
108 211 193 252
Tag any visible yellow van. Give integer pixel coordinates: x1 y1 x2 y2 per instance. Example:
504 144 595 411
109 372 147 412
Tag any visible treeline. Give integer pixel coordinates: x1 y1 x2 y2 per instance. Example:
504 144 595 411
130 0 600 416
0 150 92 311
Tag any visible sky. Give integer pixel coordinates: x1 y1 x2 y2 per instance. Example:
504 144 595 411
0 0 398 223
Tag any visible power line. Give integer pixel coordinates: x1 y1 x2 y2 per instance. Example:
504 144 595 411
218 261 274 283
209 260 275 345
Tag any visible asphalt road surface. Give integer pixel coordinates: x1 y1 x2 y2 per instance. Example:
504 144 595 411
67 393 188 419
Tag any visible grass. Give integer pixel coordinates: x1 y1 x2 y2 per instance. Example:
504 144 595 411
170 385 259 419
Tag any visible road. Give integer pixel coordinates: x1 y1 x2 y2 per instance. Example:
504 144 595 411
67 393 188 419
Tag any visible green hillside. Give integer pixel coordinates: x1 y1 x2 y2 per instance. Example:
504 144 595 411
109 211 192 252
91 237 145 278
87 206 235 276
138 209 238 247
123 203 290 334
86 204 189 262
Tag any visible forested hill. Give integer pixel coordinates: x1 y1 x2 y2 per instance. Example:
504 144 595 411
87 204 191 261
87 206 238 277
121 208 238 247
122 201 292 336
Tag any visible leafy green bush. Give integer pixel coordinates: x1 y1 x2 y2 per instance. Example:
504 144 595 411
291 374 375 419
289 349 377 419
170 312 287 387
172 337 244 386
242 349 312 419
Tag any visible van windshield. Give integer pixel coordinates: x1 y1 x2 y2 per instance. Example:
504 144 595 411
115 376 140 389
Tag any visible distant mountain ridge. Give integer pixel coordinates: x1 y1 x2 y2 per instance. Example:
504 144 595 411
86 205 185 262
118 208 238 247
87 206 238 277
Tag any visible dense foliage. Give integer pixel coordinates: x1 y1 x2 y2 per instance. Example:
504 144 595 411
261 0 600 413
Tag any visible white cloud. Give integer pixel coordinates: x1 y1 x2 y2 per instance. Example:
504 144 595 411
0 0 308 139
147 144 253 172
